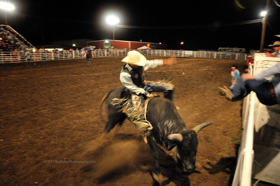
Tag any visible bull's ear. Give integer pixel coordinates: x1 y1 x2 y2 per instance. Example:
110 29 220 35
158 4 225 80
168 133 183 142
191 121 213 133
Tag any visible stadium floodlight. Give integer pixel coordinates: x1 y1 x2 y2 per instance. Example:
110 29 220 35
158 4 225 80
260 11 267 17
105 15 120 26
0 2 15 25
105 15 120 48
0 2 15 10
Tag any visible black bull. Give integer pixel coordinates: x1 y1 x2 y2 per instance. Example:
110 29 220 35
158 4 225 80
100 87 212 183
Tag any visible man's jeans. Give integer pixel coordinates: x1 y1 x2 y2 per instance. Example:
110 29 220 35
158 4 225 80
231 78 277 106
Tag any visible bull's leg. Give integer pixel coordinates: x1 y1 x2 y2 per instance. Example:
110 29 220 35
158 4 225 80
100 113 126 146
157 144 178 163
104 113 126 133
147 135 167 185
176 158 185 174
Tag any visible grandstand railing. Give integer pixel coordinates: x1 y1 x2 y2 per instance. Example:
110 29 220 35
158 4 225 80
232 53 280 186
0 49 247 63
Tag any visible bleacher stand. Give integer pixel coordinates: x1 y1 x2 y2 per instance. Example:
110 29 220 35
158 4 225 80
0 24 36 52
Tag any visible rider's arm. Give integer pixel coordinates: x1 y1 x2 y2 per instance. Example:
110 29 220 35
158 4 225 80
144 59 163 70
144 56 177 71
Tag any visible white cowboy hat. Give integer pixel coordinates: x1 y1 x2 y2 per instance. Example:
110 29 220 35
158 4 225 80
122 50 147 66
269 41 280 47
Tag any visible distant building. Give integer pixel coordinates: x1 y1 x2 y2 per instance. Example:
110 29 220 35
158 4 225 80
49 39 92 49
87 40 166 50
218 47 246 53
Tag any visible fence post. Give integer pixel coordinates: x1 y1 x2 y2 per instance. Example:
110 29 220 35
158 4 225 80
17 52 19 63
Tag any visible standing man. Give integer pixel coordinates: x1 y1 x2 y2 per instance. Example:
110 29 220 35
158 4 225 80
25 51 31 66
270 41 280 57
230 64 240 89
246 55 254 66
86 49 92 63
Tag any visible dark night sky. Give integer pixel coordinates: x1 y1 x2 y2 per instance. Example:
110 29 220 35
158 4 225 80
1 0 280 50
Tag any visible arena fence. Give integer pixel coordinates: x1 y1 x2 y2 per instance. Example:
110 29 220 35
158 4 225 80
232 54 280 186
0 49 247 64
145 50 247 60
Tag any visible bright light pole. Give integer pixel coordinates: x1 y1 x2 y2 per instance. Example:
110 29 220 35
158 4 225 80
0 2 15 25
105 15 120 48
260 0 270 52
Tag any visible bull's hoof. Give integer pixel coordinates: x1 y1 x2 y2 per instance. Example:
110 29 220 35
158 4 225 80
152 172 168 186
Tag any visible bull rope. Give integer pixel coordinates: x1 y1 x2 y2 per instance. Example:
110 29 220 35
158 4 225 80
111 95 154 130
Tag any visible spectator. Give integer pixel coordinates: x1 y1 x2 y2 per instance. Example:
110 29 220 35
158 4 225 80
81 48 86 57
86 49 92 63
218 61 280 106
230 64 240 89
75 48 79 57
265 49 274 57
269 41 280 57
25 51 31 66
246 55 254 66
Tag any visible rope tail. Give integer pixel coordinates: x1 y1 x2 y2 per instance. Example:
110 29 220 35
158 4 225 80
99 89 115 125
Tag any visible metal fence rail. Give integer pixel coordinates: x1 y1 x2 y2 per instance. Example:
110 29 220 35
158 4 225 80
0 49 247 64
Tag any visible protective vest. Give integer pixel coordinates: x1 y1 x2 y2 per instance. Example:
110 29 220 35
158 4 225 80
122 64 145 88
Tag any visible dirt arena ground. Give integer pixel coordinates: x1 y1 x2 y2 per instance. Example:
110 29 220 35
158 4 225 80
0 57 247 186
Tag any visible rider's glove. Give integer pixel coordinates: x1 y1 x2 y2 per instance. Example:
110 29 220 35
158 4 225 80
140 88 146 95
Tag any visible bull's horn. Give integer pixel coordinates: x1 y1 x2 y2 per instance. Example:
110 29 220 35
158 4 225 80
168 133 183 142
192 121 213 133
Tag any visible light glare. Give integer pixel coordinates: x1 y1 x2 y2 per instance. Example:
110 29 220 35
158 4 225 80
0 2 15 10
260 11 267 17
106 15 120 25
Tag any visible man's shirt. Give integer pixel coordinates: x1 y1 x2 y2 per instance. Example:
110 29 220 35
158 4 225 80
120 59 163 95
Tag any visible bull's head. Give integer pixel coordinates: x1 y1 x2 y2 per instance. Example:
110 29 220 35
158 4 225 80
168 121 213 171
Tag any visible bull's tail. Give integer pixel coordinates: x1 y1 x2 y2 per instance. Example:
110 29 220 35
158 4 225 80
99 89 115 125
